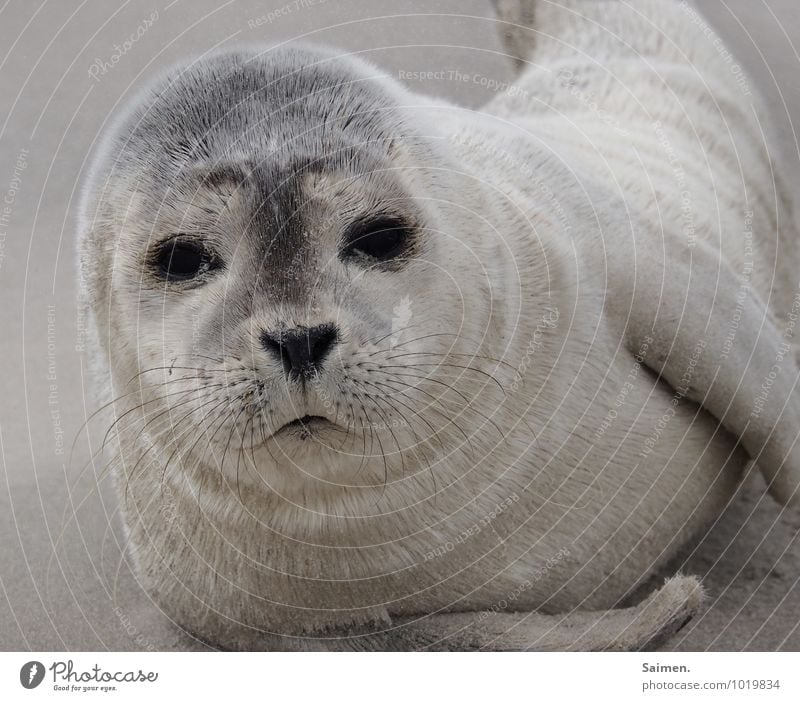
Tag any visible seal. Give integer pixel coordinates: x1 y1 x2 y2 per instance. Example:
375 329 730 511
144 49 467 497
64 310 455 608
77 0 800 650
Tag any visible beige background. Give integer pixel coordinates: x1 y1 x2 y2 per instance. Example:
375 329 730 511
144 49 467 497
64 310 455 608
1 0 799 650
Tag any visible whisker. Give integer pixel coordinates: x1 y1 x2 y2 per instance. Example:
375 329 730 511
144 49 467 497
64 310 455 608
81 384 224 498
218 404 250 480
363 393 406 476
70 374 217 469
380 349 517 371
366 375 476 458
370 417 389 502
365 331 459 357
123 391 227 503
361 322 429 350
124 365 230 387
234 412 255 504
113 388 235 495
356 376 450 456
100 382 225 457
366 387 440 495
374 362 506 395
156 392 238 495
383 368 507 444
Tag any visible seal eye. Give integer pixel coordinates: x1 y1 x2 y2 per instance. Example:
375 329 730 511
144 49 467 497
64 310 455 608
154 239 216 281
342 216 411 263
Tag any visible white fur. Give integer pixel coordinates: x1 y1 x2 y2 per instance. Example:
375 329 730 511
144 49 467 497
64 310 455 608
77 0 800 649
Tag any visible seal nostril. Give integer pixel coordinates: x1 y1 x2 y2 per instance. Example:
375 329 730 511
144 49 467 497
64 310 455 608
261 331 293 377
311 325 337 365
261 323 338 378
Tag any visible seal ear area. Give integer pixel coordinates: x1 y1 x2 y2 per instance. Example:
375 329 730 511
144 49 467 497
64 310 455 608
186 159 257 200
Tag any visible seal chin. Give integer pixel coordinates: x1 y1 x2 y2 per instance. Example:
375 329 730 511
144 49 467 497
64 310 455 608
272 414 337 440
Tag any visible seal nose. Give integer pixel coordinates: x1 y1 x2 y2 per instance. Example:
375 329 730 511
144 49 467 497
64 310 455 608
261 323 339 378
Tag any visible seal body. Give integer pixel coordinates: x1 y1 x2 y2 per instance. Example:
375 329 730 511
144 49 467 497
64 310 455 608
78 0 799 650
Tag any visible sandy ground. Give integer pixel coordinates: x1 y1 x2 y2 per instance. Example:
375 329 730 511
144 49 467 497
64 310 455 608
0 0 799 651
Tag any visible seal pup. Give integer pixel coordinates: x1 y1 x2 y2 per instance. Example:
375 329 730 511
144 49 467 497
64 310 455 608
77 0 800 650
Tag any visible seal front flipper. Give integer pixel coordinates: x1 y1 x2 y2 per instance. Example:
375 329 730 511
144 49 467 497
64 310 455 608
614 237 800 508
333 575 703 651
491 0 537 70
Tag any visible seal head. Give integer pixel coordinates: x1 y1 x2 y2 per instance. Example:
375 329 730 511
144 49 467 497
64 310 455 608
79 44 513 503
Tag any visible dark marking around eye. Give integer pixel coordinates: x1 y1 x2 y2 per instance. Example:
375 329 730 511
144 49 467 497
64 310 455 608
341 215 413 265
153 238 221 282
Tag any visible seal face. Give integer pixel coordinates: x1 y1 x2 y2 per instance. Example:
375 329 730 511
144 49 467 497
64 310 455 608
85 45 511 495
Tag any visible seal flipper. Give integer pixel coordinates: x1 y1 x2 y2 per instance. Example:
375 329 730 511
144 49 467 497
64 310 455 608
337 575 703 651
617 238 800 508
491 0 537 70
